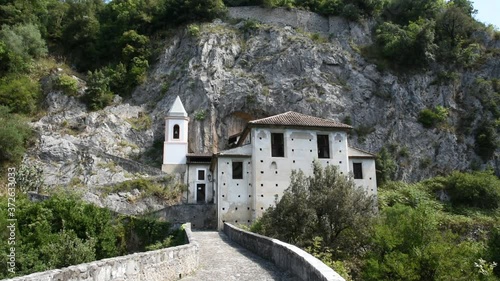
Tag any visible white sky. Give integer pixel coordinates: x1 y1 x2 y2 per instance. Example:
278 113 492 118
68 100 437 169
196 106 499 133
472 0 500 29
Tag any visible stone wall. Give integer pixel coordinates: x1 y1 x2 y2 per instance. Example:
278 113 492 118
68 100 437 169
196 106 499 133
227 6 374 46
228 6 329 34
151 204 217 229
223 223 345 281
6 223 199 281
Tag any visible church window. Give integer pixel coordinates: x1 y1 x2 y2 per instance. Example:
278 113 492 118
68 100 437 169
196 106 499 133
232 162 243 179
353 163 363 179
197 170 205 181
271 133 284 157
173 125 180 139
317 134 330 158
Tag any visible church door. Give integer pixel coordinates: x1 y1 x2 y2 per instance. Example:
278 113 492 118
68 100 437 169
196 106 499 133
196 184 206 203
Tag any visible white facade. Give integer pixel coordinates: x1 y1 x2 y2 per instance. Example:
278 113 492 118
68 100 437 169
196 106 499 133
161 98 377 229
250 128 350 218
186 163 213 204
348 148 378 198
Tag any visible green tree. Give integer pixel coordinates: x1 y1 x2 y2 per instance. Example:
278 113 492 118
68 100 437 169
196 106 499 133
164 0 226 24
375 147 396 186
61 0 103 71
383 0 444 25
434 3 480 64
0 23 48 60
258 162 376 259
83 69 114 111
376 19 437 68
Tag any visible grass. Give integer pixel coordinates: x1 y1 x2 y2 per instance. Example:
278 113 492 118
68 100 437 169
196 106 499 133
127 113 152 131
101 177 187 203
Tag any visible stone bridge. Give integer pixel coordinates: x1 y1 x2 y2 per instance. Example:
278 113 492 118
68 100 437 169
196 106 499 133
6 223 344 281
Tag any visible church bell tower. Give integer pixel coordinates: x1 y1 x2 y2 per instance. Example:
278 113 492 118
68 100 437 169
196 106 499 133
162 96 189 173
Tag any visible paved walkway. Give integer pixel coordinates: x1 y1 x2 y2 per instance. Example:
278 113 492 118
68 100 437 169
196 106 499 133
181 231 299 281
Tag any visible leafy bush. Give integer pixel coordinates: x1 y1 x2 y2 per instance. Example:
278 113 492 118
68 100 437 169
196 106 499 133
0 106 32 165
0 23 47 60
418 106 448 128
475 123 499 161
375 19 437 68
0 41 28 73
187 24 201 37
0 193 184 278
83 69 114 111
55 74 78 96
127 113 152 130
488 226 500 277
383 0 444 25
363 203 486 281
15 163 44 193
194 109 207 121
0 74 40 114
445 171 500 210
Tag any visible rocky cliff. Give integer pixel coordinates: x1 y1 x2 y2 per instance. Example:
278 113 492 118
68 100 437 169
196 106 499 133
28 7 500 193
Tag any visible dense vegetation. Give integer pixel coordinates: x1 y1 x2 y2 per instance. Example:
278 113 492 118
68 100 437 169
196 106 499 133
253 164 500 280
0 192 185 279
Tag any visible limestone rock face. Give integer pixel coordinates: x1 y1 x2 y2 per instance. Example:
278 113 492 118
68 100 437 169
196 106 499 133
28 10 500 197
134 17 499 182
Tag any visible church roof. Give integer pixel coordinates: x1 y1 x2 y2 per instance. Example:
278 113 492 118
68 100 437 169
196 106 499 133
168 96 188 117
217 144 252 157
248 111 352 129
348 146 376 158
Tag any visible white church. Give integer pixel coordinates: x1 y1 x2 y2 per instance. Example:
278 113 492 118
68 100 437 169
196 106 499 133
162 96 377 229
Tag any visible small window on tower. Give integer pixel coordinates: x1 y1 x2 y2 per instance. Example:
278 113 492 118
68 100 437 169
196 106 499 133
232 162 243 179
173 125 180 139
353 163 363 179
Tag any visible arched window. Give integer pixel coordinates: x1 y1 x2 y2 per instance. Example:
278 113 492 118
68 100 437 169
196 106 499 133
173 125 180 139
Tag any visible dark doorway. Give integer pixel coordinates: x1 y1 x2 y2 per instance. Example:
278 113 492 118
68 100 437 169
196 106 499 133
197 184 206 203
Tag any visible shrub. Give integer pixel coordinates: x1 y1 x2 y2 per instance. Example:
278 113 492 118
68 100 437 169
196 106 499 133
0 106 32 165
0 74 40 114
418 106 448 128
375 19 437 68
194 109 207 121
475 123 499 161
83 69 114 111
15 163 44 193
127 113 152 130
445 171 500 210
187 24 201 37
363 203 485 281
0 23 47 60
55 74 79 96
375 147 396 185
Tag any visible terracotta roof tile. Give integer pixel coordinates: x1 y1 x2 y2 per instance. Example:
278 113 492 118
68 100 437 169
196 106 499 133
248 111 352 129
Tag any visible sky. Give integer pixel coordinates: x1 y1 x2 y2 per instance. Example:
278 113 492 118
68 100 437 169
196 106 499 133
472 0 500 29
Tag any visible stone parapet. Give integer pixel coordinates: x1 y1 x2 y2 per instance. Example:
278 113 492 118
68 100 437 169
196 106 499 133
223 223 345 281
5 223 199 281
